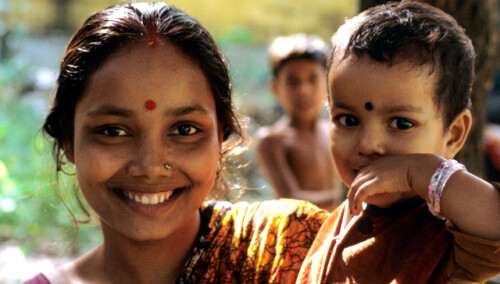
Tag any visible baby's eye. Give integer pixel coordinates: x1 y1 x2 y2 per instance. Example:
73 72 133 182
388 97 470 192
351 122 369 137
98 126 127 137
337 114 359 127
389 118 413 130
172 125 198 136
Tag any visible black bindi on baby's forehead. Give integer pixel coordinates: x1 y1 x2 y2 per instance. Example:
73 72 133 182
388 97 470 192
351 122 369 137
364 102 374 111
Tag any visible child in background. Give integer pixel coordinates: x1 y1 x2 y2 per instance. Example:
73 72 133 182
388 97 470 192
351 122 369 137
256 34 342 211
23 3 329 283
298 1 500 283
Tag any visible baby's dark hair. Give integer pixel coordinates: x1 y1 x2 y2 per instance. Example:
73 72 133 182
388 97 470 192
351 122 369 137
269 33 328 78
43 2 243 196
329 0 475 128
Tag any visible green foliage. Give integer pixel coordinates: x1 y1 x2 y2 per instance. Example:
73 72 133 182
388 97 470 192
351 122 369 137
219 27 255 45
0 56 29 85
9 0 357 44
0 88 101 257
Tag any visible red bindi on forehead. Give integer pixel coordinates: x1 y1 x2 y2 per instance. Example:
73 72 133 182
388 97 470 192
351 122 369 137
148 24 160 48
145 100 157 111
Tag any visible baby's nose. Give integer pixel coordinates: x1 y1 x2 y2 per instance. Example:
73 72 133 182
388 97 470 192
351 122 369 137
357 127 386 157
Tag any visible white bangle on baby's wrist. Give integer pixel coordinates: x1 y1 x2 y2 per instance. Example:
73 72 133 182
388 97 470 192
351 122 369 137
427 159 467 220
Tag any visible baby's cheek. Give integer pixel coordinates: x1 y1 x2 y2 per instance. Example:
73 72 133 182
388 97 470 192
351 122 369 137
331 152 350 183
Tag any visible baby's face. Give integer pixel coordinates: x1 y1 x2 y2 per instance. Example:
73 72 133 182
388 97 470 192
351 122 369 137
68 41 221 241
273 59 327 119
327 55 450 188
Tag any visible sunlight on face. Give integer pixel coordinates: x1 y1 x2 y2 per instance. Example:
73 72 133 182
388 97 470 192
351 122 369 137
327 55 448 188
69 41 221 241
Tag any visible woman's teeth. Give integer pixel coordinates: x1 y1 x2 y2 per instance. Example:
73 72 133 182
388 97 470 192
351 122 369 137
123 190 173 205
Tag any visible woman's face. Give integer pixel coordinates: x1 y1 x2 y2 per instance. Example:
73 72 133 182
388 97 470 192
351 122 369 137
67 41 221 241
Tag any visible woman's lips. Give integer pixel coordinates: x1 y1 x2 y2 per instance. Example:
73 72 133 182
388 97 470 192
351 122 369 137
109 184 188 217
110 181 187 206
121 189 174 205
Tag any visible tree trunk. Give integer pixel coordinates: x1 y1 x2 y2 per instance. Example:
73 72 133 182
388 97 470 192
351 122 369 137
358 0 500 178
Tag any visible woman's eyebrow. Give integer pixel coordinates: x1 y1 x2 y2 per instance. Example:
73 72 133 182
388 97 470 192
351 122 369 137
86 105 133 117
85 104 212 118
164 105 212 117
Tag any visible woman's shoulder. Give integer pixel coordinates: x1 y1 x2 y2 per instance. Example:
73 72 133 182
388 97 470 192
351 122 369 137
205 199 328 220
23 273 51 284
24 246 102 284
23 263 75 284
182 200 329 282
203 199 329 238
239 198 328 217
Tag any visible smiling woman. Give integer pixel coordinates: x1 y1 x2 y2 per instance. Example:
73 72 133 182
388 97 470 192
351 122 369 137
23 2 329 283
68 42 221 241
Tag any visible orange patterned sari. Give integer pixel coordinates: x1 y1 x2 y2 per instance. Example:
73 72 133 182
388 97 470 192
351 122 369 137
177 199 328 283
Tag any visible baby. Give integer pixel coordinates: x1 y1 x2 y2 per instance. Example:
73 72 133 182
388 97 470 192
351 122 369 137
298 1 500 283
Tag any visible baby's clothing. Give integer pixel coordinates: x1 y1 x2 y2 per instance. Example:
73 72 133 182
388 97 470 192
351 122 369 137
297 183 500 283
24 199 327 284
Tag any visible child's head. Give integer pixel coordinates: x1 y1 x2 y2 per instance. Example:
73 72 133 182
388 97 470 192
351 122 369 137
329 0 474 128
269 33 328 78
44 2 242 173
326 1 474 187
269 34 328 119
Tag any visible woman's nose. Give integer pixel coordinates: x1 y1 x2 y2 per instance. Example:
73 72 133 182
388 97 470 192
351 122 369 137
357 126 386 157
127 137 172 178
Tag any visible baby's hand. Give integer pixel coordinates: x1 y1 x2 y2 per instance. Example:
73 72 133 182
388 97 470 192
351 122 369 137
348 154 430 215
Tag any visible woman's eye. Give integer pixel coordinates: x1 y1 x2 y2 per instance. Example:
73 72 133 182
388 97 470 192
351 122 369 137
173 125 198 135
337 114 359 127
389 118 413 130
98 126 127 136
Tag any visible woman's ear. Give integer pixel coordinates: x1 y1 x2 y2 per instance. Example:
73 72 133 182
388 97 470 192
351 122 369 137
63 142 75 164
443 109 472 159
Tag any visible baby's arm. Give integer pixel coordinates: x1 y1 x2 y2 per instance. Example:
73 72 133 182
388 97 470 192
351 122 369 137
256 134 337 208
348 153 500 240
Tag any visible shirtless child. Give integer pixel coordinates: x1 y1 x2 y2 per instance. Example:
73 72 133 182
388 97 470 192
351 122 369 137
256 34 342 211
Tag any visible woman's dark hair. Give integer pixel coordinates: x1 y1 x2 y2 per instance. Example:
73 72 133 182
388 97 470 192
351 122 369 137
329 0 475 128
43 2 244 200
